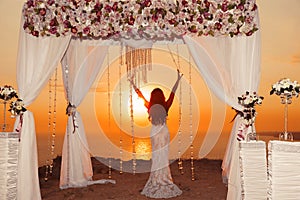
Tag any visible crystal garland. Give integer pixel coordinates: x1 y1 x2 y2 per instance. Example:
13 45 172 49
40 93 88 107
125 46 152 175
125 47 152 87
107 49 112 179
45 68 58 181
177 46 184 175
189 54 195 181
119 46 124 174
129 82 136 175
167 45 184 174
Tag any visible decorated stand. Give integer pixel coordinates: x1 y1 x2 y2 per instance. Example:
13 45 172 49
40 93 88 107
270 78 300 141
15 0 261 199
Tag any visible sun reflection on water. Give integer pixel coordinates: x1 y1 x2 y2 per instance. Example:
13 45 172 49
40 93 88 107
135 139 152 160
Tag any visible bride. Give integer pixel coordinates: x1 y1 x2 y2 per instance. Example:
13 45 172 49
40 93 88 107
129 69 183 198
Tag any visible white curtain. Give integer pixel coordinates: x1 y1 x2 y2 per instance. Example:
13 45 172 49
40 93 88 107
15 20 71 199
60 39 108 189
183 30 261 199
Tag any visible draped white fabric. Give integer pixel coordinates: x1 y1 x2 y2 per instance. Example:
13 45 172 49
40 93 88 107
183 30 261 199
15 22 71 199
60 39 108 189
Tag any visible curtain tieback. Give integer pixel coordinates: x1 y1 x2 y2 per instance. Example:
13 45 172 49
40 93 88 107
232 107 251 141
230 107 243 123
15 113 23 142
66 102 78 133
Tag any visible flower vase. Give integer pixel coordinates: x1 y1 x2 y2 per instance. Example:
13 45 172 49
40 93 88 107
246 130 256 142
1 101 7 132
246 108 257 142
279 95 293 141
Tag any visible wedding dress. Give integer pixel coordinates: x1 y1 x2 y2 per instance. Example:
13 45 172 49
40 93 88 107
141 105 182 198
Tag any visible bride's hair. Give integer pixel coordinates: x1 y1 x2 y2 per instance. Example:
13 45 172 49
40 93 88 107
149 88 165 108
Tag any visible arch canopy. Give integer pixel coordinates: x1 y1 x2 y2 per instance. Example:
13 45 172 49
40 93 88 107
15 1 260 200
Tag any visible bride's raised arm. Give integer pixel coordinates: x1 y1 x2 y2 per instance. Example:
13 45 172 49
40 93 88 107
171 69 183 94
128 77 149 108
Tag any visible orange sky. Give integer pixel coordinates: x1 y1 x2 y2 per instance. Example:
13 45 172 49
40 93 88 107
0 0 300 164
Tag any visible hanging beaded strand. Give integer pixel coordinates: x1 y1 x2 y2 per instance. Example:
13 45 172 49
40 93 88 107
129 79 136 175
119 46 124 174
189 53 195 181
125 46 152 175
45 68 58 181
107 48 112 179
167 44 183 174
177 45 184 175
50 68 58 175
126 46 136 175
45 73 52 181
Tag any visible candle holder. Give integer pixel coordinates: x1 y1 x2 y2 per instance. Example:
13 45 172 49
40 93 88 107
278 95 293 141
1 100 8 131
246 108 257 142
270 78 299 141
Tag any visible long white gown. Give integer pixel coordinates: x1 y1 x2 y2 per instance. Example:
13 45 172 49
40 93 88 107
141 104 182 198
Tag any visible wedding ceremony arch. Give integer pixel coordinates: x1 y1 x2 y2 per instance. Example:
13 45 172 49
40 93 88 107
15 0 260 199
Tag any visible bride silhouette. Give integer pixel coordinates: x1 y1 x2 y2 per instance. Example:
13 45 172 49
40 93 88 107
129 69 183 198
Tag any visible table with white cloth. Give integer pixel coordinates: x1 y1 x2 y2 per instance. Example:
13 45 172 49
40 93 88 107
238 141 268 200
0 132 18 200
267 140 300 200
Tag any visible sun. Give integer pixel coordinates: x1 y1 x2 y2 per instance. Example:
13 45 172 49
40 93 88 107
127 87 151 127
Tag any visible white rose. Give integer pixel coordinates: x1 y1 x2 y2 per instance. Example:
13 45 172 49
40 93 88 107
39 3 45 8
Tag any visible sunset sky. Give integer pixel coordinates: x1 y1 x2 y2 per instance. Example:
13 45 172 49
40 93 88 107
0 0 299 165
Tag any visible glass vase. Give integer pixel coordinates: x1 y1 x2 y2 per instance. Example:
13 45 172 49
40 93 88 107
246 131 256 142
246 108 257 142
279 95 293 141
1 100 7 132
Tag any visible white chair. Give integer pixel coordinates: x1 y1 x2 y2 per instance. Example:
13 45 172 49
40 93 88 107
239 141 268 200
268 140 300 200
0 132 18 200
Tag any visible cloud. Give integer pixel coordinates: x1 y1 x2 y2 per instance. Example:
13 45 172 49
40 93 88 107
291 54 300 64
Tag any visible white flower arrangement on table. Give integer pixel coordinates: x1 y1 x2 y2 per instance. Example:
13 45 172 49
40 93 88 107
0 85 18 101
9 99 27 117
0 85 25 132
270 78 300 103
236 91 263 141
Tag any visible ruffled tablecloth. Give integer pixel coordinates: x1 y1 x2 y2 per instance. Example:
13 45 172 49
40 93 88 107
0 132 18 200
239 141 268 200
268 140 300 200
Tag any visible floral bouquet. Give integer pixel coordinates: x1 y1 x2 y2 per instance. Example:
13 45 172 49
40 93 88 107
238 91 264 124
9 99 27 117
236 91 264 141
0 85 18 101
270 78 300 103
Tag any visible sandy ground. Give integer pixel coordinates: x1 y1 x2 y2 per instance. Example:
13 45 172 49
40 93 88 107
39 157 227 200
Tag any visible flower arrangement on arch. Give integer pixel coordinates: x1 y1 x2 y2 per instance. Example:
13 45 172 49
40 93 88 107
270 78 300 102
0 85 18 101
9 99 27 117
238 91 263 108
237 91 263 125
236 91 263 141
22 0 259 39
